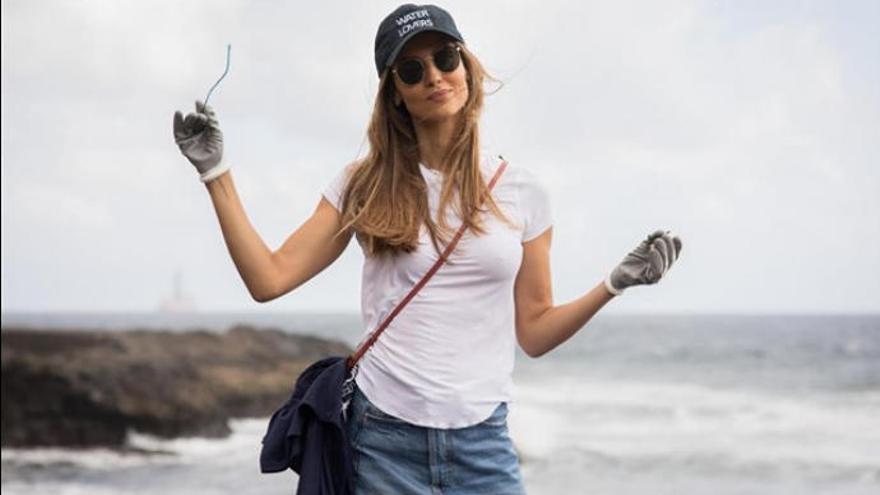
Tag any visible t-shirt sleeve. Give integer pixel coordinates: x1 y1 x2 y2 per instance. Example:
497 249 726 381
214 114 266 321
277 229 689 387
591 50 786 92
518 167 553 242
321 162 357 212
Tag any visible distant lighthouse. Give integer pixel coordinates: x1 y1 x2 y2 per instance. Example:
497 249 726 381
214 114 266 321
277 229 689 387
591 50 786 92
158 269 196 313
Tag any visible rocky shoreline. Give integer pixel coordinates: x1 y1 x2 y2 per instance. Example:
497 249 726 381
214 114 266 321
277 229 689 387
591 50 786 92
1 325 352 448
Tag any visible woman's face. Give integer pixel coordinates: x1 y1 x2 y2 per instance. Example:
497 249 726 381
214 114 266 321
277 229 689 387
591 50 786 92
391 32 469 124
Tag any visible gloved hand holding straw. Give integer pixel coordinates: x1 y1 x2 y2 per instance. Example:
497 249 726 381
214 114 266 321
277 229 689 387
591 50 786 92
172 44 232 183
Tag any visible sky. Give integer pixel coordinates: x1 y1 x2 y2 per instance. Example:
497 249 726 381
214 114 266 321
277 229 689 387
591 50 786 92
2 0 878 315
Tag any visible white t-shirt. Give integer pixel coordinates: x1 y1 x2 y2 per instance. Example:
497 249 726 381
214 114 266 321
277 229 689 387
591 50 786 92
322 151 552 428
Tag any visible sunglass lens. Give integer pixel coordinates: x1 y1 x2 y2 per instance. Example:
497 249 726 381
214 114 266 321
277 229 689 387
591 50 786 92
397 60 423 85
435 46 460 72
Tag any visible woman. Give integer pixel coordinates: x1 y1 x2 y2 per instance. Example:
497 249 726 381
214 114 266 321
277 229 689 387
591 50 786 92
173 4 682 493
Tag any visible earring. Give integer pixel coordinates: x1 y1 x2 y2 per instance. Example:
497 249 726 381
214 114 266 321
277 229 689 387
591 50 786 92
393 94 402 107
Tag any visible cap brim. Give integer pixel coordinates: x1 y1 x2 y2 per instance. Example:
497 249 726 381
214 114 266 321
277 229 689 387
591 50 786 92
384 28 465 73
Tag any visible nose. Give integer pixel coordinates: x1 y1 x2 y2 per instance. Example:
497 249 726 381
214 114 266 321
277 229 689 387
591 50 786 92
423 60 442 86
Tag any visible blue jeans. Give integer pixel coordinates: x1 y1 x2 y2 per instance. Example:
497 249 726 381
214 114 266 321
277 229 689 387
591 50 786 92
344 383 526 495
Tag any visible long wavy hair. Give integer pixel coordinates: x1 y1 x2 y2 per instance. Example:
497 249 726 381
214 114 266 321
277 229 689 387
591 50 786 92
334 41 518 259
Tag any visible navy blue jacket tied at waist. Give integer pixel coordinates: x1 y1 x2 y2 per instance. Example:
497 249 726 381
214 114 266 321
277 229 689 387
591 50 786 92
260 356 356 494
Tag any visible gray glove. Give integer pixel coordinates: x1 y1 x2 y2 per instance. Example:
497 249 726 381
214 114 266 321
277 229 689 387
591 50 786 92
173 100 230 183
604 229 682 296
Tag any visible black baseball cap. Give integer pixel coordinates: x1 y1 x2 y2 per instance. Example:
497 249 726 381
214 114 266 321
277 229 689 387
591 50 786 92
374 4 465 77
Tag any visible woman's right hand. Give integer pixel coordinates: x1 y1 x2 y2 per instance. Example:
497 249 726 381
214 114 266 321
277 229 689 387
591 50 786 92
173 100 230 183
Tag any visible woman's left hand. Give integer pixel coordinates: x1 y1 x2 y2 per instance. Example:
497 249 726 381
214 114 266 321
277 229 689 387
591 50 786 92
604 229 682 296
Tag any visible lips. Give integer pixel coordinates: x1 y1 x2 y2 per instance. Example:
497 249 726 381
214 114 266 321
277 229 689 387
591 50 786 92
428 89 452 102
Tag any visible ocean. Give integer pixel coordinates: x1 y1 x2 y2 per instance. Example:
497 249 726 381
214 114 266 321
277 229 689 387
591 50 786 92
2 312 879 494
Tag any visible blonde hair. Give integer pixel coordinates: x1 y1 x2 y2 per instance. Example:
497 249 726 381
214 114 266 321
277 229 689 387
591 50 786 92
335 43 518 259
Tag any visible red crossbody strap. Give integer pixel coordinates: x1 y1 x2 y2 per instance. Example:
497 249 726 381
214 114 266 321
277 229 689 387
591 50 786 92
346 160 508 370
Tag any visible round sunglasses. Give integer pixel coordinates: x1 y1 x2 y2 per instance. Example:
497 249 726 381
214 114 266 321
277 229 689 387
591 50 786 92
391 44 462 85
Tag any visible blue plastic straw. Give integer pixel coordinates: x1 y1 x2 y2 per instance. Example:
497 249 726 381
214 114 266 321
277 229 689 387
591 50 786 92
204 44 231 107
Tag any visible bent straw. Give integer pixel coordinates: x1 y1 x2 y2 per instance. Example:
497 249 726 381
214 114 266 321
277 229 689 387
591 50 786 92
204 44 231 107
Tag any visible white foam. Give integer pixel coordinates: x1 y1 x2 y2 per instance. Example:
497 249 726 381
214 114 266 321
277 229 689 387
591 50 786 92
1 419 270 470
509 376 880 473
125 418 268 459
1 445 173 470
2 418 295 495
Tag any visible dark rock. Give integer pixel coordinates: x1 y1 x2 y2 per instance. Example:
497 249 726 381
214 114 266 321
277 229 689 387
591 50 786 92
1 325 352 448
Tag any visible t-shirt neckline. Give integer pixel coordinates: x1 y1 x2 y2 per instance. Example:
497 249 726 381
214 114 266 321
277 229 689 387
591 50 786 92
418 161 443 179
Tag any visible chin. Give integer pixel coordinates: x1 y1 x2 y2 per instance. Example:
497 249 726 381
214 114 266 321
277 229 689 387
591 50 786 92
416 110 461 124
412 101 467 124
